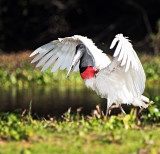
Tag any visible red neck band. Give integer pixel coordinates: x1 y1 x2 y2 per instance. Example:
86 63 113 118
80 66 95 79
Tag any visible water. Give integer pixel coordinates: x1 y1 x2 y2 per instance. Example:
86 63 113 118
0 84 159 117
0 85 105 117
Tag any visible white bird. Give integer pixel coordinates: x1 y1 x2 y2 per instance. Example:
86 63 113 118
30 34 150 115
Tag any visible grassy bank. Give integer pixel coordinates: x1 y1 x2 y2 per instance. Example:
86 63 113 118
0 51 83 87
0 95 160 153
0 51 160 153
0 51 160 87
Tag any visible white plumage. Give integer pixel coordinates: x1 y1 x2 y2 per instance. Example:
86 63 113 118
30 35 110 72
30 34 149 115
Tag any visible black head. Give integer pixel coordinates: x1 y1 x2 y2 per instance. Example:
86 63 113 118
75 44 86 55
66 44 94 78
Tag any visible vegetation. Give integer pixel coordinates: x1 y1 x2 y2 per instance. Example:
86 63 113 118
0 51 83 88
141 54 160 83
0 51 159 88
1 1 160 153
0 51 159 153
0 95 160 153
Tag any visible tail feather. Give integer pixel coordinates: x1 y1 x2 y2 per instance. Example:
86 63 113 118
140 95 154 104
133 95 154 109
134 98 148 108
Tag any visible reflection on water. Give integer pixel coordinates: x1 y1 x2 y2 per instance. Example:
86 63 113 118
0 84 159 117
0 86 105 117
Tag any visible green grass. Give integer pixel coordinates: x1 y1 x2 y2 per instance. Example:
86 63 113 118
0 96 160 153
0 52 160 153
0 52 160 87
0 128 160 154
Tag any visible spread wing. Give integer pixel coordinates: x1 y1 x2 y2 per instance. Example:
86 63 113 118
96 34 146 107
109 34 146 94
30 35 110 72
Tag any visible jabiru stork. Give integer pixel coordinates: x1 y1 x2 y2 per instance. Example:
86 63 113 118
30 34 150 115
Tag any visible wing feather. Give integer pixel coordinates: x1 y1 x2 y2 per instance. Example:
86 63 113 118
113 41 122 57
30 43 55 57
30 35 110 76
36 50 55 67
110 34 146 93
118 46 125 61
41 56 57 72
60 45 74 70
31 52 47 63
51 51 67 72
30 36 80 73
121 49 128 66
125 54 130 72
96 34 146 107
51 42 71 72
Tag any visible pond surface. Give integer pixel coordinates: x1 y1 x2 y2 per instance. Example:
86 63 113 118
0 84 159 117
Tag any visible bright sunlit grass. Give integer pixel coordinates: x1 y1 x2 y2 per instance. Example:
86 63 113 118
0 96 160 153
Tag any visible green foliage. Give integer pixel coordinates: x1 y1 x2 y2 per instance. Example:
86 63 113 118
0 53 159 153
0 98 160 153
142 96 160 123
0 52 159 88
141 54 160 83
143 62 160 82
0 113 33 140
0 56 83 87
0 97 159 141
0 110 136 141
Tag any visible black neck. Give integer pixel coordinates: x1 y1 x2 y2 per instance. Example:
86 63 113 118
79 51 94 73
80 67 88 73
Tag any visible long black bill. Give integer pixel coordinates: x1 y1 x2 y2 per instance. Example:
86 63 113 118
66 50 82 78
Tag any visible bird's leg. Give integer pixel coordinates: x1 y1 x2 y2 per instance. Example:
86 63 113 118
119 105 126 114
105 99 110 116
106 106 109 116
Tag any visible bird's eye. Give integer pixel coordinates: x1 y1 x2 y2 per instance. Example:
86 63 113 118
79 44 84 49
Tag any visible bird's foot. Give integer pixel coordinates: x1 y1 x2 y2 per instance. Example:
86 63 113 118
94 67 100 73
119 105 126 114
